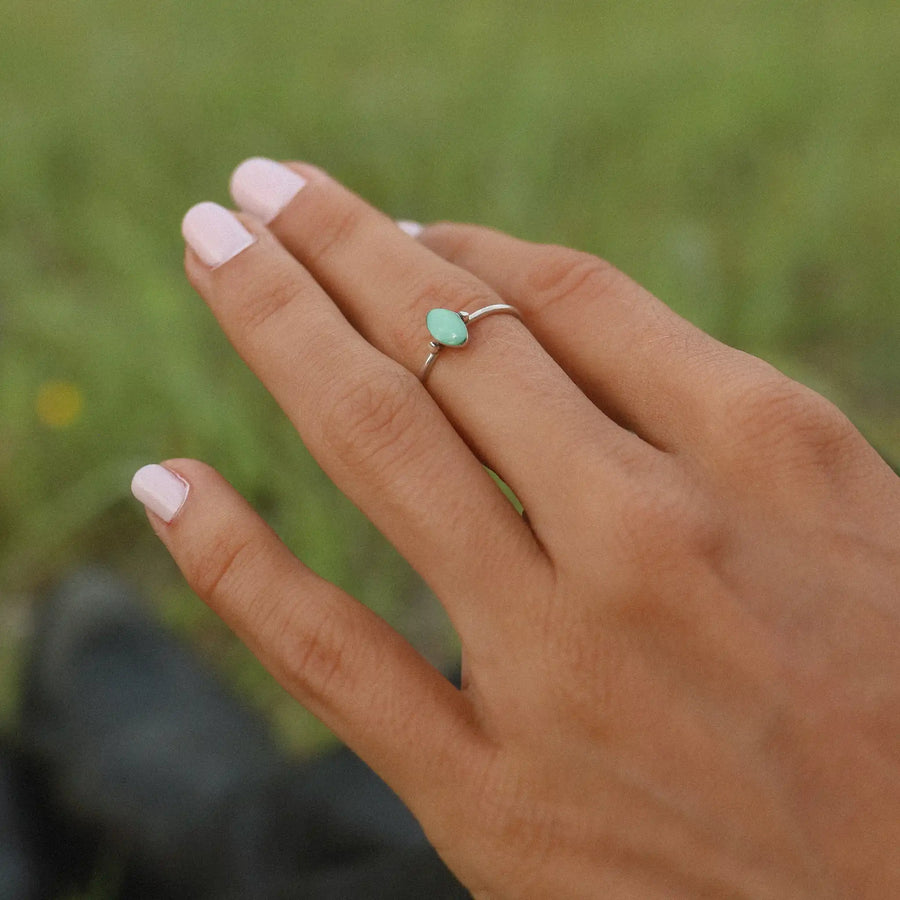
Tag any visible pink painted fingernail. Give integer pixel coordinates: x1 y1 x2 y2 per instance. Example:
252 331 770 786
229 157 307 223
131 464 190 523
396 220 424 238
181 202 256 268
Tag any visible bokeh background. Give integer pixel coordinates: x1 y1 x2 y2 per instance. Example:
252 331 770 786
2 0 898 754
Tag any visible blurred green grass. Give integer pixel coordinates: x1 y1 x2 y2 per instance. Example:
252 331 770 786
1 0 898 750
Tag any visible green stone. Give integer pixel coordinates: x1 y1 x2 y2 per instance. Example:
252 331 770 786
426 308 468 347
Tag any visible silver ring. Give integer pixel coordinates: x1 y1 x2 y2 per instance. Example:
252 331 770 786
419 304 522 382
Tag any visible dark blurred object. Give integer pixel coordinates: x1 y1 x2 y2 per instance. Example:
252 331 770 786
0 738 73 900
0 744 45 900
18 567 468 899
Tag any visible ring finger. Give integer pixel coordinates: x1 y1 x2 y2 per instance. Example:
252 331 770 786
229 159 657 539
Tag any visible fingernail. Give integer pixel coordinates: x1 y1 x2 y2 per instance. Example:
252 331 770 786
396 220 424 238
182 202 256 268
131 464 190 524
230 157 307 224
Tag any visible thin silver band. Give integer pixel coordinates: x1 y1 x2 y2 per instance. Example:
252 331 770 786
419 303 523 382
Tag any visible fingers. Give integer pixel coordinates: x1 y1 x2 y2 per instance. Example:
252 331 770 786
418 223 744 452
179 203 546 640
133 460 478 816
227 159 653 534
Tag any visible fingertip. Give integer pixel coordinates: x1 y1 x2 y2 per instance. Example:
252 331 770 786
283 160 329 181
181 202 257 269
131 463 191 524
131 459 230 530
229 157 308 224
396 219 425 239
159 457 216 481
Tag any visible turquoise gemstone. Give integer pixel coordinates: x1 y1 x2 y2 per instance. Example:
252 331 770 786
426 308 468 347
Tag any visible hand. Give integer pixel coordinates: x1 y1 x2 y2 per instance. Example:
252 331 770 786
132 159 900 898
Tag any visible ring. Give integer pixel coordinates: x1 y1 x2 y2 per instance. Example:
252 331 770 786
419 304 522 382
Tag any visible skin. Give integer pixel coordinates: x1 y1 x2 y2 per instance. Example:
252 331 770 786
148 164 899 898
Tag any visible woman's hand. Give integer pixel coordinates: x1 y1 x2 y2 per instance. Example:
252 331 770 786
132 159 900 898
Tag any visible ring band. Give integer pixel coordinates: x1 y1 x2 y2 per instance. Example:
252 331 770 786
419 304 522 382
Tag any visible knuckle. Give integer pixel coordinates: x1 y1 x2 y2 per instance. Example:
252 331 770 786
723 369 860 467
320 366 423 474
618 486 689 555
537 605 621 728
615 474 722 568
305 200 364 262
232 272 301 336
470 758 546 851
277 602 352 704
189 530 263 609
524 247 618 315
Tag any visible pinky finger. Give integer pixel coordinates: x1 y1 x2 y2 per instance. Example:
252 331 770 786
130 459 477 820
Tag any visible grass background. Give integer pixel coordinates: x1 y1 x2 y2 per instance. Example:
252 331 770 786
1 0 898 761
